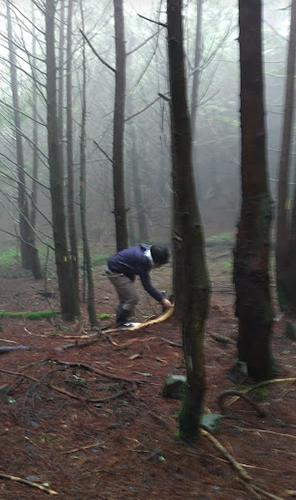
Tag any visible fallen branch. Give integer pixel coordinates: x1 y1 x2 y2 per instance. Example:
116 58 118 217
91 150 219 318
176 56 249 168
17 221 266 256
226 378 296 407
0 368 86 402
160 337 182 348
51 359 146 385
201 428 252 482
58 337 101 351
218 390 266 418
252 484 286 500
0 472 58 495
202 428 285 500
0 345 32 354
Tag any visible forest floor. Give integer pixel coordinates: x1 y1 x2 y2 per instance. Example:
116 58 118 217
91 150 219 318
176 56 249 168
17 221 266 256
0 247 295 500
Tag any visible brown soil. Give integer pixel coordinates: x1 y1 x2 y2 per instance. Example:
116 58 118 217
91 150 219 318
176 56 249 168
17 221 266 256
0 264 295 500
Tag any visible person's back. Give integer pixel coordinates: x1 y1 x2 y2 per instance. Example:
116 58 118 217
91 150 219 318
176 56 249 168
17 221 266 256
107 243 172 326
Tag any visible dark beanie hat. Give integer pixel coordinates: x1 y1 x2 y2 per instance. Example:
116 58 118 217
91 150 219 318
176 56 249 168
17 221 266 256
151 245 170 265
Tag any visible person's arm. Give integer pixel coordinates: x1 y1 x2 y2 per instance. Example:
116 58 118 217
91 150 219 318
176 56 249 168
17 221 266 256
139 270 165 303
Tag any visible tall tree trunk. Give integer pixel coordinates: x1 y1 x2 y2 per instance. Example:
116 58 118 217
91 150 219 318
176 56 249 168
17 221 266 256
233 0 274 381
127 119 149 242
6 0 42 279
79 3 98 327
167 0 210 442
58 0 65 169
66 0 79 294
45 0 79 321
30 3 39 232
276 0 296 314
113 0 128 251
190 0 203 201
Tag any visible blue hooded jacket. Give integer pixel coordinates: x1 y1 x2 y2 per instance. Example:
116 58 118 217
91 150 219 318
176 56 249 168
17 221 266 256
107 243 163 302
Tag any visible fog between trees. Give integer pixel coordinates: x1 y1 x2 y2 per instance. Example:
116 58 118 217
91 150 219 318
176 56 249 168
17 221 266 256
0 0 291 251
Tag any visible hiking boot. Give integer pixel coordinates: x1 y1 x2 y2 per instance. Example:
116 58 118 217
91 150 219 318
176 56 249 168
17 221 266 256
116 306 130 327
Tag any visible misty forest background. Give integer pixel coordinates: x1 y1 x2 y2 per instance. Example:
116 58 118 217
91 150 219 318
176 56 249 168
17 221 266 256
0 0 289 257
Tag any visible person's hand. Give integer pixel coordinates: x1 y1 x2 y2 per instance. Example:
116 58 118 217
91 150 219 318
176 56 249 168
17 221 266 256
161 298 173 309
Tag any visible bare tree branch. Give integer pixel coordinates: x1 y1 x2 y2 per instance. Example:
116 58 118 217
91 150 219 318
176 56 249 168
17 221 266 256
125 95 161 122
127 28 164 56
79 29 116 73
137 13 167 29
93 140 113 164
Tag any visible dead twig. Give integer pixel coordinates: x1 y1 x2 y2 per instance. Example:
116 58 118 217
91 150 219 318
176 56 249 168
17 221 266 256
160 337 182 348
0 367 86 402
0 472 58 495
137 13 167 28
61 441 105 455
210 333 236 345
88 383 136 404
58 337 101 351
50 359 147 385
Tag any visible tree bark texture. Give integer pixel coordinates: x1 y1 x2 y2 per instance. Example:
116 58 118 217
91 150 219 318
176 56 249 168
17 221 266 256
276 0 296 314
234 0 274 380
113 0 128 251
45 0 79 321
167 0 210 442
190 0 203 201
67 0 79 295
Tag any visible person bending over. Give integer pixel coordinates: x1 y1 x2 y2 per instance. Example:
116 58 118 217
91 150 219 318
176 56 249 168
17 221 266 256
106 243 173 326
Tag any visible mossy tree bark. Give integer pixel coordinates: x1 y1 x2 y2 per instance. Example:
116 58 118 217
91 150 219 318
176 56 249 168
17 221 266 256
234 0 274 381
167 0 210 442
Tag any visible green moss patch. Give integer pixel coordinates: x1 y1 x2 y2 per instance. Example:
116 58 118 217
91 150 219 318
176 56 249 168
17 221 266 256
0 310 60 320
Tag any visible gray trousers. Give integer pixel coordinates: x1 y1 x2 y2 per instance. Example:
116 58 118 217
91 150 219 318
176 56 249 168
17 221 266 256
106 270 140 313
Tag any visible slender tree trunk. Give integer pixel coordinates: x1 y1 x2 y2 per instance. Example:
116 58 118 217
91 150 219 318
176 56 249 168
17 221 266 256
30 3 38 232
167 0 210 442
45 0 79 320
276 0 296 313
58 0 65 169
233 0 274 381
127 117 149 242
66 0 79 294
190 0 203 201
6 0 42 279
113 0 128 251
79 0 97 327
